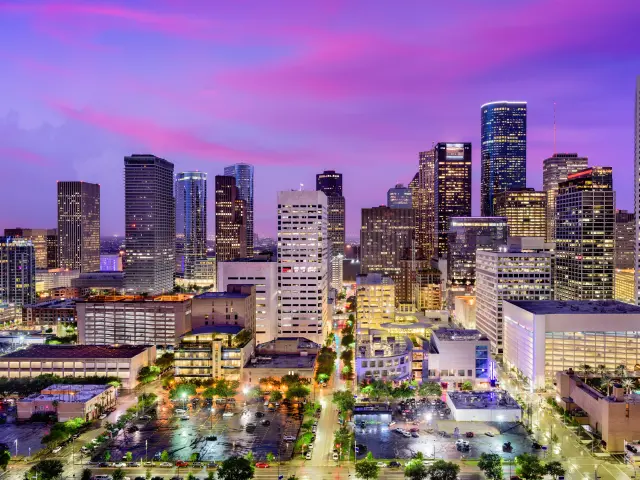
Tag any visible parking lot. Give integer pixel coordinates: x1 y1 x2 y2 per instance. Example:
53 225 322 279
89 399 302 463
354 397 535 460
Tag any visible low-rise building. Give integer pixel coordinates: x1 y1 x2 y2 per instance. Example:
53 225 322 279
503 300 640 390
22 299 77 328
17 384 117 422
614 269 635 305
356 329 413 383
191 286 256 336
454 295 476 329
426 328 492 389
556 371 640 452
0 345 156 389
36 268 80 293
71 272 125 293
243 353 316 387
446 390 521 422
77 294 192 348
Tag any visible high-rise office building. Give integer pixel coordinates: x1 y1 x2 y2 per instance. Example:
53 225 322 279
316 170 345 257
360 206 415 288
356 273 395 330
480 101 527 216
555 167 615 301
493 188 546 238
46 229 58 269
543 153 589 241
0 236 36 306
387 184 412 209
435 143 472 257
124 154 175 295
277 190 329 344
418 150 436 259
215 176 247 262
175 172 207 278
615 210 635 269
57 181 100 272
3 228 49 269
224 164 254 256
476 247 553 354
636 77 640 304
447 217 508 292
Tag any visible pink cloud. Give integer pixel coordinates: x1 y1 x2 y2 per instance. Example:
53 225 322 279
49 101 316 166
0 147 51 166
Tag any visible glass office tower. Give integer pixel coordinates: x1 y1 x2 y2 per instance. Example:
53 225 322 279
224 164 254 256
175 172 207 278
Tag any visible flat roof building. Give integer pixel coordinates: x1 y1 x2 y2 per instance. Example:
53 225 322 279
22 299 77 327
503 300 640 390
356 273 395 330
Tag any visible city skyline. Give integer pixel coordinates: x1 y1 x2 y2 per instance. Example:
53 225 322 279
1 1 639 238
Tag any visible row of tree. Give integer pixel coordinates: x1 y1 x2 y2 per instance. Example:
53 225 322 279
0 374 121 397
359 379 442 401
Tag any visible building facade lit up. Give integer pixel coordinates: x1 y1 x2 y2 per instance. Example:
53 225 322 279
493 188 546 238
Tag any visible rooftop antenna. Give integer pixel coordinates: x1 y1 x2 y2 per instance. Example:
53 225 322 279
553 101 557 154
299 183 304 191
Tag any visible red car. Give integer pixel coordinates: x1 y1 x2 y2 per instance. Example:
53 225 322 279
255 462 270 468
175 461 189 467
465 432 474 438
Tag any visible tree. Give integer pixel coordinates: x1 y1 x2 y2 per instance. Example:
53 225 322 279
355 452 379 480
81 469 92 480
596 364 608 377
342 333 355 347
0 449 10 471
615 364 627 377
460 381 473 391
417 382 442 398
266 452 275 463
212 379 240 402
286 384 310 401
392 384 415 399
112 469 126 480
52 399 59 416
190 452 200 462
160 450 170 462
478 453 503 480
287 476 299 480
217 456 254 480
404 459 428 480
545 461 566 480
332 390 356 414
245 451 255 463
104 451 111 462
207 472 215 480
425 460 460 480
270 390 283 402
30 460 65 480
187 474 197 480
124 451 133 462
282 374 303 387
146 469 152 480
515 453 546 480
622 377 637 394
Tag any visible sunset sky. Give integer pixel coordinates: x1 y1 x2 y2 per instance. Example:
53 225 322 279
1 0 639 238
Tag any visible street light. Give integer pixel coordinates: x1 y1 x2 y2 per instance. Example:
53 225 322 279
14 439 17 457
181 392 187 409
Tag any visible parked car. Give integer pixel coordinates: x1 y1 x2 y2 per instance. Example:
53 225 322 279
175 461 188 467
255 411 265 418
503 442 513 452
465 432 474 438
306 451 312 460
402 431 412 438
191 462 203 468
207 462 219 469
485 431 495 437
411 432 419 438
376 462 388 468
261 419 271 426
160 462 173 467
180 415 190 420
127 462 141 467
333 452 339 461
52 446 62 454
532 442 542 450
99 414 107 420
175 409 186 414
283 435 296 441
222 412 234 417
113 462 127 468
389 461 402 468
255 462 269 468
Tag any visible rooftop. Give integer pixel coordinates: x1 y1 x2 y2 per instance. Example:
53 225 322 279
194 292 250 299
20 384 113 403
506 300 640 315
25 299 77 309
186 325 244 336
433 328 489 342
245 354 316 370
81 294 192 303
447 391 521 411
1 345 151 359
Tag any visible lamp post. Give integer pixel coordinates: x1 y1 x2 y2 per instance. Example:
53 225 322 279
14 439 17 457
145 439 148 463
182 392 187 410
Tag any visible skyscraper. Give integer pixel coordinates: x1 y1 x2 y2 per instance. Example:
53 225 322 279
57 181 100 272
215 176 247 262
434 143 472 257
387 184 412 209
175 171 207 278
615 210 635 269
0 236 36 306
46 229 58 269
3 228 48 269
480 101 527 216
493 188 547 238
124 154 175 295
224 164 254 256
418 150 436 259
543 153 588 241
635 77 640 304
360 206 415 288
277 190 329 344
555 167 615 301
316 170 345 257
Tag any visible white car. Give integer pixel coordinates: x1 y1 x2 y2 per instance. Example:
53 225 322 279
113 462 126 468
175 408 186 414
308 443 314 450
402 431 412 438
333 452 339 461
93 476 112 480
283 435 296 442
377 462 388 468
389 421 397 427
222 412 234 417
306 451 312 460
52 446 62 454
99 414 107 420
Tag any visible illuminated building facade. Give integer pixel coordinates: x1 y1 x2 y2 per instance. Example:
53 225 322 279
224 164 254 257
555 167 614 301
215 175 247 262
3 228 49 269
46 229 58 269
434 143 472 257
316 170 345 281
418 150 436 259
615 210 635 269
387 184 412 209
175 171 207 278
476 248 553 354
124 155 175 295
493 188 546 238
614 269 635 304
0 236 36 306
356 273 395 330
360 206 415 286
277 190 329 344
57 181 100 273
480 101 527 216
543 153 588 241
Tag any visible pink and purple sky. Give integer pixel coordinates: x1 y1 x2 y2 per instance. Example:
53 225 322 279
1 0 639 238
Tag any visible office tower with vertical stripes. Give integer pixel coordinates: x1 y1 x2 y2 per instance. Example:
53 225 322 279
124 155 175 295
57 181 100 272
215 176 247 262
224 164 254 256
175 171 207 278
0 236 36 306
